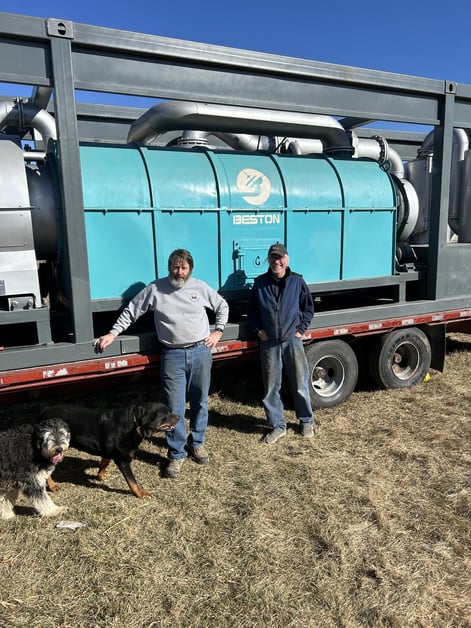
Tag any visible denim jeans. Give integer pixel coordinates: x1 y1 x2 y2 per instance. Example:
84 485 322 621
260 336 313 430
160 343 212 459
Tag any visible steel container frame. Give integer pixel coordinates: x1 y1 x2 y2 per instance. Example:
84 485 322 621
0 11 470 396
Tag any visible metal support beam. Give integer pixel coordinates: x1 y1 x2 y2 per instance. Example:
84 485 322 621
427 84 456 299
49 34 93 344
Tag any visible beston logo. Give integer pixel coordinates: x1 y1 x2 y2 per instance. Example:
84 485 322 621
236 168 271 205
232 214 281 225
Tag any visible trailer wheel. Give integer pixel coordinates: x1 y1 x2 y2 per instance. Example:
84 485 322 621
305 340 358 409
368 327 431 389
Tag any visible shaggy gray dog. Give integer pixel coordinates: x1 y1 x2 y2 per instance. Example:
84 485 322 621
0 418 70 519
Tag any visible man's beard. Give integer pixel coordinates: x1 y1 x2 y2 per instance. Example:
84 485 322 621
169 274 191 288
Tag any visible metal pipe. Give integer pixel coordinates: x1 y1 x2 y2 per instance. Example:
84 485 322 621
0 100 57 147
211 132 276 152
23 151 47 162
449 128 468 236
282 138 323 154
127 100 351 149
416 128 468 237
350 132 404 178
349 131 419 240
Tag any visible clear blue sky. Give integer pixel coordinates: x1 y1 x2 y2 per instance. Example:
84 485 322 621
1 0 469 83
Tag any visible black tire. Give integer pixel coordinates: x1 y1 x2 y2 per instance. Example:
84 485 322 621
305 340 359 409
368 327 431 389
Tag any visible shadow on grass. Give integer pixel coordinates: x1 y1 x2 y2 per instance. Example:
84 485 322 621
446 333 471 354
209 409 265 434
50 450 167 495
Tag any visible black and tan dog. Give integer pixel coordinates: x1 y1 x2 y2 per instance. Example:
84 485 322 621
41 402 177 498
0 418 70 519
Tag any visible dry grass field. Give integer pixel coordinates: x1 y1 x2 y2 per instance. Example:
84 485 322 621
0 333 470 628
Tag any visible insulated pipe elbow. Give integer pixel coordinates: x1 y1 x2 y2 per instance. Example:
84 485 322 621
0 100 57 146
25 104 57 144
350 132 404 179
386 148 405 180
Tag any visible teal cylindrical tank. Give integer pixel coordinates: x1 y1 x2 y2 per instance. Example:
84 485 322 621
79 145 396 303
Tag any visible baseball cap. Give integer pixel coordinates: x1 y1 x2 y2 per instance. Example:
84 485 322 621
268 243 288 257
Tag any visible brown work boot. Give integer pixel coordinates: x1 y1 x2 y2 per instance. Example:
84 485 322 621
187 445 209 464
301 423 314 438
261 427 286 444
164 458 186 478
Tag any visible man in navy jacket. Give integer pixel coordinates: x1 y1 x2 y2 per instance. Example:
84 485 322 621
247 243 315 444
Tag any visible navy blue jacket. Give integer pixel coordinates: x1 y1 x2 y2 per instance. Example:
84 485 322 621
247 268 314 342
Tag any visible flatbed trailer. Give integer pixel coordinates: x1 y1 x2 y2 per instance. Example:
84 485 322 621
1 306 469 404
0 12 470 406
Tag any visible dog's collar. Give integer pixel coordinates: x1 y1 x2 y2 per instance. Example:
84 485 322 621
133 414 143 438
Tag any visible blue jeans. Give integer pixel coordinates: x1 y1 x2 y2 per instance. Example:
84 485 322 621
260 336 313 430
160 343 212 459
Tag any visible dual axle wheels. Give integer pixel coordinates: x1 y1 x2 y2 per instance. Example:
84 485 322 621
305 328 431 409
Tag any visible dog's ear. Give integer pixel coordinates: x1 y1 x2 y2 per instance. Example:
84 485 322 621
132 405 159 439
132 405 147 423
132 405 155 431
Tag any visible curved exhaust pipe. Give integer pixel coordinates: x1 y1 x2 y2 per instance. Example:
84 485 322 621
349 131 419 241
0 100 57 148
350 132 404 178
127 100 351 150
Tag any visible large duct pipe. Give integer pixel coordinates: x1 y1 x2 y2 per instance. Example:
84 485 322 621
459 149 471 242
449 129 468 237
0 100 57 147
415 128 469 238
127 100 351 150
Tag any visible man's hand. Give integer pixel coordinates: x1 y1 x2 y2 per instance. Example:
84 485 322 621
205 330 223 349
93 332 116 353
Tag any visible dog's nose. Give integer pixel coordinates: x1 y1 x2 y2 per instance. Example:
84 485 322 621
55 447 63 454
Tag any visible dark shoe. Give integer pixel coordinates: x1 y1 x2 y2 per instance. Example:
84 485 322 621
262 427 286 444
301 423 314 438
164 458 185 478
187 445 209 464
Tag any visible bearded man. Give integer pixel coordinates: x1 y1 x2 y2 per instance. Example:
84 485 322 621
95 249 229 478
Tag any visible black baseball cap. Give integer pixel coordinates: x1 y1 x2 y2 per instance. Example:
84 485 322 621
268 243 288 257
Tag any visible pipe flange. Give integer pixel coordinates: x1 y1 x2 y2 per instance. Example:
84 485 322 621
372 134 388 164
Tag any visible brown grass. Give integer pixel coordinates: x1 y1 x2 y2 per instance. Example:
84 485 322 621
0 334 470 628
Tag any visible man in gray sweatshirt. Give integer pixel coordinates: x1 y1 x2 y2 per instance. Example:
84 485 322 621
94 249 229 478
